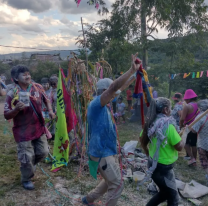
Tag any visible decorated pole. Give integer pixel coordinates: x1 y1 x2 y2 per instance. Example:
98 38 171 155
81 17 88 72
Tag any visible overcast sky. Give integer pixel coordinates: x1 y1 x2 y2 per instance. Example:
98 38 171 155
0 0 207 55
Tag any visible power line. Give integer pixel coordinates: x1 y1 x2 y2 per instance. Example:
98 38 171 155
0 44 78 51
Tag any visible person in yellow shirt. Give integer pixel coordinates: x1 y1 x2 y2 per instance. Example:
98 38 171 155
140 97 184 206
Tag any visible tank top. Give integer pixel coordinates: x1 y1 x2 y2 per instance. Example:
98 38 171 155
184 103 199 125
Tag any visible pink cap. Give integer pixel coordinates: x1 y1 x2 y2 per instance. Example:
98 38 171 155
184 89 197 100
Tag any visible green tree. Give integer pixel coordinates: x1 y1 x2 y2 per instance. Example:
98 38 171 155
79 0 208 69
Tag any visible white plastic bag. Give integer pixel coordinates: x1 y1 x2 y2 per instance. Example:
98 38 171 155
123 141 138 155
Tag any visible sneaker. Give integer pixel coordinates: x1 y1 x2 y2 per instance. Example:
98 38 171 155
82 197 95 206
184 156 191 160
188 158 196 165
22 181 35 190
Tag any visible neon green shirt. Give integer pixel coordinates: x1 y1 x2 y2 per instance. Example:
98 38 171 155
149 124 181 165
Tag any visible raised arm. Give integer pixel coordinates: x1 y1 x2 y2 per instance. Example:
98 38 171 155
100 53 140 107
119 74 136 92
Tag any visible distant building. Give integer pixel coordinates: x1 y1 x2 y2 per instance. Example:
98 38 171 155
1 59 13 65
30 53 61 62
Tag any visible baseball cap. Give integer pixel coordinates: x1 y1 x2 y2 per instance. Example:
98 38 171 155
96 78 121 94
172 93 183 100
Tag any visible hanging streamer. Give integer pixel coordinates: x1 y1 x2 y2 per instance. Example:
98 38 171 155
77 0 81 7
192 72 195 78
196 72 200 78
200 71 204 77
100 67 103 79
183 73 191 78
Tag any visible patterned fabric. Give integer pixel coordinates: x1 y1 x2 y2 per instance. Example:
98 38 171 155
87 95 117 158
192 113 208 151
171 102 183 125
4 83 48 143
117 103 126 116
198 147 208 169
139 114 180 186
42 89 51 113
50 88 57 113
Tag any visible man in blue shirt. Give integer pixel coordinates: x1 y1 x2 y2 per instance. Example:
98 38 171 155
82 53 140 206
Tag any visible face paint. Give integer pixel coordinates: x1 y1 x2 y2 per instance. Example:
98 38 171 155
17 72 31 85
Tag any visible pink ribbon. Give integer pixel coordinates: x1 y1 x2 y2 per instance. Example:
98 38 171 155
77 0 81 7
100 67 103 79
207 71 208 77
200 71 204 77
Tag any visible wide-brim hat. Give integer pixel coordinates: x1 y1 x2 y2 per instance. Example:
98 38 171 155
96 78 121 95
184 89 197 100
172 93 183 100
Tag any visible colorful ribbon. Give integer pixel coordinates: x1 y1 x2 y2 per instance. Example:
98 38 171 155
77 0 81 7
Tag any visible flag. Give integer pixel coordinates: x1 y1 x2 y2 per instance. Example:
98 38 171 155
51 70 70 172
61 68 77 133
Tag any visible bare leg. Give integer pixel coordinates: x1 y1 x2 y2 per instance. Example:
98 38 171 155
185 144 193 159
192 147 197 160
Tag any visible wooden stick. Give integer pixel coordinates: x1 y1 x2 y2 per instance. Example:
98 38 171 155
180 109 208 136
81 17 88 72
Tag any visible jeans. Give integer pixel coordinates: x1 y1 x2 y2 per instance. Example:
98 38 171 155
146 158 179 206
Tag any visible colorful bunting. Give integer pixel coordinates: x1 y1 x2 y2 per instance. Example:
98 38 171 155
152 70 208 80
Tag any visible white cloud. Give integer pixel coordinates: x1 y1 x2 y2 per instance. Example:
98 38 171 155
0 33 77 54
2 0 52 13
0 3 59 32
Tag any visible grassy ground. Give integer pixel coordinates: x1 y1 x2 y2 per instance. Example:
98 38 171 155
0 110 208 205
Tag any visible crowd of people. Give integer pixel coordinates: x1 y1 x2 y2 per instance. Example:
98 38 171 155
1 54 208 206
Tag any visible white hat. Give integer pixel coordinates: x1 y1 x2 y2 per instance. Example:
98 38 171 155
96 78 121 94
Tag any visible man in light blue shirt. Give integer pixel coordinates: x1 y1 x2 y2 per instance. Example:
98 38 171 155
82 53 140 206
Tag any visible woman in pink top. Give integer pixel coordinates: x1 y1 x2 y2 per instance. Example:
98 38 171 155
180 89 199 165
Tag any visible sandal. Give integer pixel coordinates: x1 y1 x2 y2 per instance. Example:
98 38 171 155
188 158 196 165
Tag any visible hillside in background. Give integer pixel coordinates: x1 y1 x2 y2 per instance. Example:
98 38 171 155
0 50 80 60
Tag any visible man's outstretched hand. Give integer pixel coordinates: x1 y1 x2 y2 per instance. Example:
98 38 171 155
131 53 141 73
